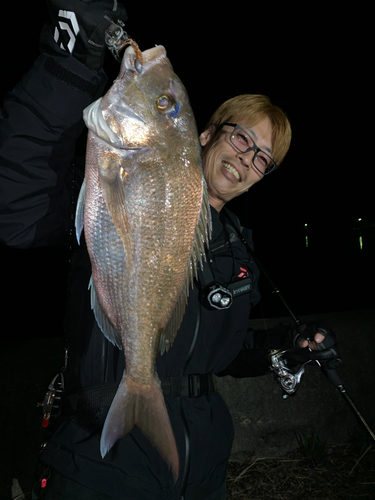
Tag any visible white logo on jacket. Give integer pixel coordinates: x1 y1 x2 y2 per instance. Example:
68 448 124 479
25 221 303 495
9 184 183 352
54 10 80 53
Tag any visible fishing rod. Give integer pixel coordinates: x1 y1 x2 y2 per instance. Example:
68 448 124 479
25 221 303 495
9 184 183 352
224 210 375 443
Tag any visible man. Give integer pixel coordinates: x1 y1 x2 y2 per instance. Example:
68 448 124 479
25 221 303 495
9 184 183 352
200 95 291 211
0 2 337 499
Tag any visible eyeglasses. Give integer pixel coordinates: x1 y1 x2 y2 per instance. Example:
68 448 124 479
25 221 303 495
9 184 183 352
219 122 278 175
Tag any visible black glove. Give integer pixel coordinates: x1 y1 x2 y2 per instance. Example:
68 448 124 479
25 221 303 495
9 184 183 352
46 0 128 71
283 322 341 369
253 322 341 369
281 321 331 348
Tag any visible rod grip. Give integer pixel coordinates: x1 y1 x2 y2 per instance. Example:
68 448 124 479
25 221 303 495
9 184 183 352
323 367 342 388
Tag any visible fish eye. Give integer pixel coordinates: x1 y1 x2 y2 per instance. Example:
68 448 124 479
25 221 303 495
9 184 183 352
156 95 172 110
156 94 180 119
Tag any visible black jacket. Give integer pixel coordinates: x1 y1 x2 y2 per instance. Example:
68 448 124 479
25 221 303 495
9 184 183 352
0 27 271 500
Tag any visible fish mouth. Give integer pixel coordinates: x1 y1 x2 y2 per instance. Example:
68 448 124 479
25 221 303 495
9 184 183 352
122 45 167 76
222 161 241 181
141 45 167 63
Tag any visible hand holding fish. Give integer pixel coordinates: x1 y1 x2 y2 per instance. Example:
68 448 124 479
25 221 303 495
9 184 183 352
46 0 128 71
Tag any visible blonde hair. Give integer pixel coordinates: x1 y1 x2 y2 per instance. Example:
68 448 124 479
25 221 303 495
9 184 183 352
205 94 292 166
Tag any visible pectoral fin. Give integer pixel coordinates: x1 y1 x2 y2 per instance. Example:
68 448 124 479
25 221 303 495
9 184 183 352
99 157 133 258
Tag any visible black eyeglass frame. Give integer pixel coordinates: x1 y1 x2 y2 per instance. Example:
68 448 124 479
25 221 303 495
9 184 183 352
218 122 278 175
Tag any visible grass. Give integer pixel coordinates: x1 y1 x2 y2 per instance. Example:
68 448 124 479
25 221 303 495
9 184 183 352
226 440 375 499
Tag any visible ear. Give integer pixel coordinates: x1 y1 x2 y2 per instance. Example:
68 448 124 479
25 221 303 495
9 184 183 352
199 124 217 147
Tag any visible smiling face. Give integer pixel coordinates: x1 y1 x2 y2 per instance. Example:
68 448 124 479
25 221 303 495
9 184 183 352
201 117 273 211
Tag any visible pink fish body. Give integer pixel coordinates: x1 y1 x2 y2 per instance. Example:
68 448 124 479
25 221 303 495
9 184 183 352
75 45 211 481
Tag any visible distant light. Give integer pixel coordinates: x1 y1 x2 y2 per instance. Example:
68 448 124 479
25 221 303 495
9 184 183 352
304 223 308 228
358 218 362 222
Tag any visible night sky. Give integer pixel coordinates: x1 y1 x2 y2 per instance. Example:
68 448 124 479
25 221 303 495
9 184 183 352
1 2 373 338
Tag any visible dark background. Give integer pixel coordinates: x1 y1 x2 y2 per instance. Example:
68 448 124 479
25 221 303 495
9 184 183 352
0 4 374 499
1 2 374 340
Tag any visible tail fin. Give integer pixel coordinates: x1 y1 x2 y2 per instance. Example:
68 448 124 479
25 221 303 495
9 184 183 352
100 373 179 482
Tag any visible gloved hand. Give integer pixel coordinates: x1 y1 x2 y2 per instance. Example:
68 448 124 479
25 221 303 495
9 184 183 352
253 321 341 369
282 322 342 369
46 0 128 71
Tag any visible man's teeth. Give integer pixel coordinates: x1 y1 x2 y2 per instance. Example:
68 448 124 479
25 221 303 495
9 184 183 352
222 162 240 181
